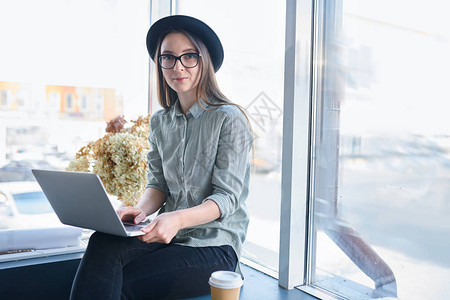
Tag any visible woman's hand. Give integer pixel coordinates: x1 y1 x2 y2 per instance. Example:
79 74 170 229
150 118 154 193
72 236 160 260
117 206 147 224
138 211 182 244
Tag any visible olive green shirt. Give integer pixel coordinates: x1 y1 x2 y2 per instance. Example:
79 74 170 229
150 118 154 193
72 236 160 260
146 99 252 261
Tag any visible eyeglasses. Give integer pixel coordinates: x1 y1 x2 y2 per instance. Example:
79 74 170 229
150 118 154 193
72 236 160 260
158 53 201 69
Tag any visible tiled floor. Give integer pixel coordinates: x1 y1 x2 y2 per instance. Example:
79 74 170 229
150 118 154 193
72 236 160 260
188 264 318 300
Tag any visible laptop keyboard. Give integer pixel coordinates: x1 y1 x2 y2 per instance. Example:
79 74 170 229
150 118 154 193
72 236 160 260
123 222 147 232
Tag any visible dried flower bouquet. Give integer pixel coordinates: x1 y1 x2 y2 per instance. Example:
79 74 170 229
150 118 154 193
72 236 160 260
67 115 150 206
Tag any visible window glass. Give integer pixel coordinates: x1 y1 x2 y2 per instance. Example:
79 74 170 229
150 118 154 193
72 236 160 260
172 0 286 273
311 0 450 299
0 0 149 230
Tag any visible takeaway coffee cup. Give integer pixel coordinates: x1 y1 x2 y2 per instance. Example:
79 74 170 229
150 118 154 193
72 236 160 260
209 271 243 300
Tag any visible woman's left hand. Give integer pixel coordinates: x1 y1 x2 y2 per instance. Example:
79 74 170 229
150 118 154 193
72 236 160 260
138 211 182 244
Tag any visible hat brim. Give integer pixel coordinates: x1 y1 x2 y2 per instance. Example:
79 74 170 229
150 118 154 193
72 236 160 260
146 15 224 72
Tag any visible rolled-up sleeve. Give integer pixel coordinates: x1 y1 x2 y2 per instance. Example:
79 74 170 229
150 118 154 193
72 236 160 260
204 112 252 219
146 117 169 194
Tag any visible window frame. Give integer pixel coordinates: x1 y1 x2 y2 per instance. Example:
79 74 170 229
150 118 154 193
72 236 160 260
278 0 315 290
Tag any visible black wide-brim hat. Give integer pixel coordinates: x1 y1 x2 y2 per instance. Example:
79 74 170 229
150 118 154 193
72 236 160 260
146 15 224 72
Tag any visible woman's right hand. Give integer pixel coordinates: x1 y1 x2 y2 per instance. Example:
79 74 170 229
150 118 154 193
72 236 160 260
117 206 147 224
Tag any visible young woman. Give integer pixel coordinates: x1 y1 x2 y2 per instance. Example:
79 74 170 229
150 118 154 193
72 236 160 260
70 15 252 300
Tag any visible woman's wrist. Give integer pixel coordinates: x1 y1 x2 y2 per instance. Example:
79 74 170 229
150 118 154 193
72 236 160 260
134 203 147 216
175 200 220 229
134 188 167 216
171 210 186 230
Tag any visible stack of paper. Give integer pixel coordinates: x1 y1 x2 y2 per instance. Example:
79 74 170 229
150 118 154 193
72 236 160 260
0 226 83 252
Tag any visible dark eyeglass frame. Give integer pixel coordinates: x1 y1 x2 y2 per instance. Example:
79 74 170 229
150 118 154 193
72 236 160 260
157 53 201 69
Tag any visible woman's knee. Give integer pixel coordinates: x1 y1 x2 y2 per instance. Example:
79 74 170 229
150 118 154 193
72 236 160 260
89 231 130 245
84 232 126 257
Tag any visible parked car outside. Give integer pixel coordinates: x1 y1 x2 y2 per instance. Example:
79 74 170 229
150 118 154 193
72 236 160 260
0 181 61 229
0 160 56 182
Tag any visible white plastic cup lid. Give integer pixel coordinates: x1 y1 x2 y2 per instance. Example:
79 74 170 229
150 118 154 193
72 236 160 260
209 271 243 289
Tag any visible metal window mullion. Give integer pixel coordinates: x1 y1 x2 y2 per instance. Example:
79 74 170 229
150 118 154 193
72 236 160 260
147 0 153 115
306 0 323 286
170 0 177 15
148 0 173 114
279 0 315 290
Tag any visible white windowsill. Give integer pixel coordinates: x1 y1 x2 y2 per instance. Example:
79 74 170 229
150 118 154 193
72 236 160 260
0 245 86 264
0 245 86 270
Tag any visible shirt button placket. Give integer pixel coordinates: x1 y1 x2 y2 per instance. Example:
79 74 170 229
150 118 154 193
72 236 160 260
180 118 187 184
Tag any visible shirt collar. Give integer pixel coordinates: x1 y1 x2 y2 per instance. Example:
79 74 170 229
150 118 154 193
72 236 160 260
174 100 184 117
174 98 209 119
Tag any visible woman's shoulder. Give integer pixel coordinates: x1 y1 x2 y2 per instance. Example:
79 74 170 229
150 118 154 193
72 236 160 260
206 103 251 132
210 102 245 118
150 107 172 122
151 107 171 118
148 107 174 133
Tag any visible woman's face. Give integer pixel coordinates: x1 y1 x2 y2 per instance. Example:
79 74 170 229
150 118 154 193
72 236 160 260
159 32 202 99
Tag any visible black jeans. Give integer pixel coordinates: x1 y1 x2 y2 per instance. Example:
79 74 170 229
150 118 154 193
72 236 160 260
70 232 237 300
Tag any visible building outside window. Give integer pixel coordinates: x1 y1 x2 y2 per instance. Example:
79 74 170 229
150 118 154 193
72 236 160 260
0 90 8 107
0 0 150 229
65 93 74 112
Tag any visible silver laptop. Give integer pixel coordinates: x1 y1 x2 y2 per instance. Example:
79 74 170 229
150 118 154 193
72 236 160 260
32 169 146 237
